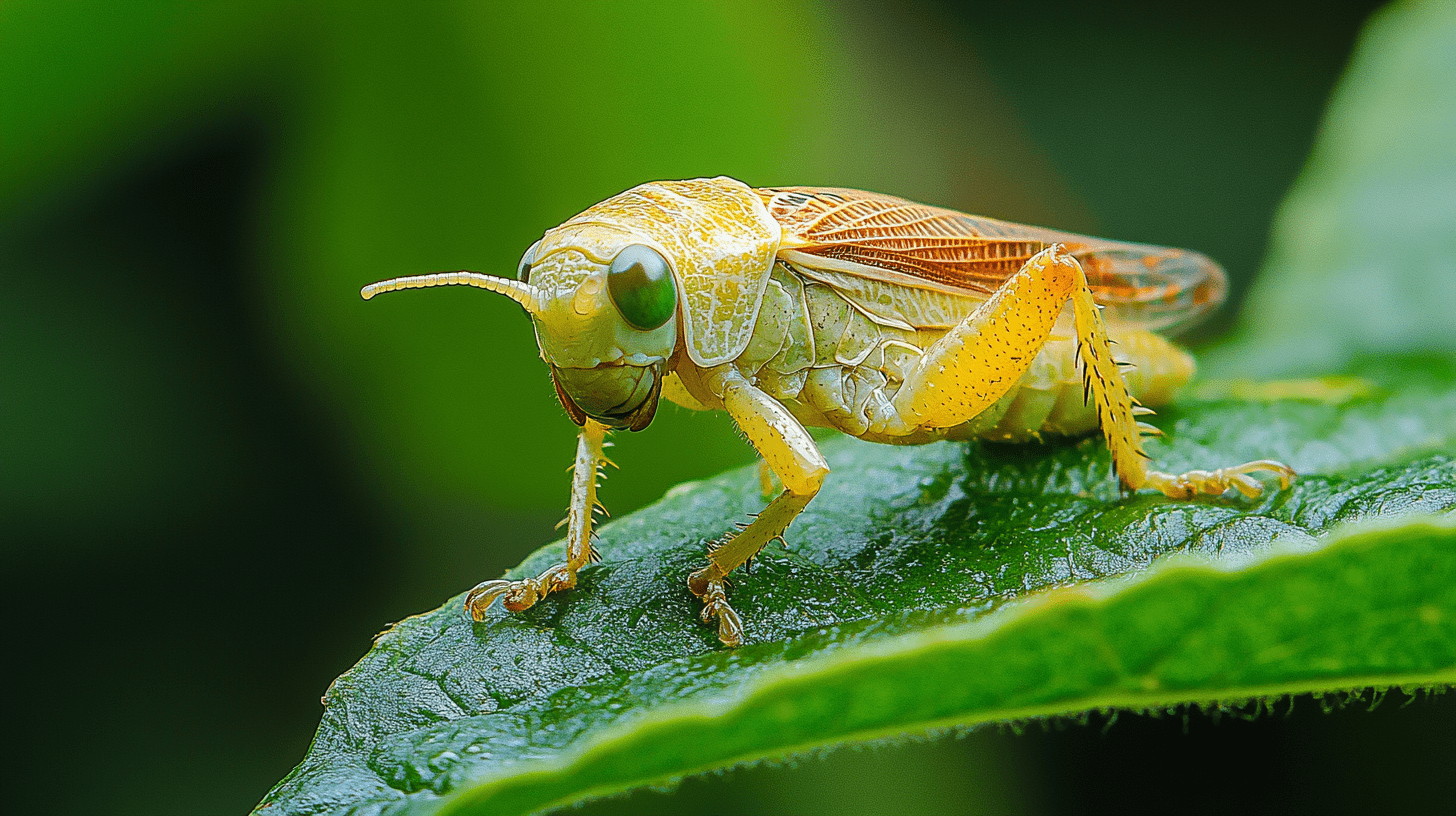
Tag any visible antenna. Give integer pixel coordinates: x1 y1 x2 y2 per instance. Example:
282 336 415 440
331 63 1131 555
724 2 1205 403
360 271 542 315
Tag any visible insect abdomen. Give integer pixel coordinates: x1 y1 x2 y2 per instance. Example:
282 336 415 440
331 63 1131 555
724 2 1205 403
956 330 1195 442
735 265 1194 444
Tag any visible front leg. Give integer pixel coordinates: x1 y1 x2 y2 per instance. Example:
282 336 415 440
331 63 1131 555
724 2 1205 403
465 420 610 620
688 366 829 646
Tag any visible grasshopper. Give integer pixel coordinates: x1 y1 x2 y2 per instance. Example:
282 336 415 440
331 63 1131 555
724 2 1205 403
362 177 1294 647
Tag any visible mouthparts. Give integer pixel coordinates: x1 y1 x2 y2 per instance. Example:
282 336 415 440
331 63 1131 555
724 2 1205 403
551 361 664 432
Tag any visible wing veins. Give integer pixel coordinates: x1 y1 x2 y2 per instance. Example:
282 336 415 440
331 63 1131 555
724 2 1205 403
760 186 1229 335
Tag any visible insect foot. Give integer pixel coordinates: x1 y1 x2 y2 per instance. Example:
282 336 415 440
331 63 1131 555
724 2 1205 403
464 563 578 621
688 565 745 647
1143 459 1297 500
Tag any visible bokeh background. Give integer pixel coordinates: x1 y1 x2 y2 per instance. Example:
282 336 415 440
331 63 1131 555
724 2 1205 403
4 1 1452 814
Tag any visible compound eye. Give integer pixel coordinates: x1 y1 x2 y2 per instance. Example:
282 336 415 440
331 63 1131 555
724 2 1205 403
517 240 541 282
607 244 676 331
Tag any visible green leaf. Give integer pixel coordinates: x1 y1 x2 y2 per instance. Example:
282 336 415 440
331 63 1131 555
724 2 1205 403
258 1 1456 813
1204 0 1456 377
255 349 1456 814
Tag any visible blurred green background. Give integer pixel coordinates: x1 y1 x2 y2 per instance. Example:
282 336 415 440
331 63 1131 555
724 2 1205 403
5 1 1452 814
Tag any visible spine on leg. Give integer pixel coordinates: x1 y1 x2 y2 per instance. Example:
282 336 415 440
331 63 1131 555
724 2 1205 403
1069 280 1149 490
566 422 609 569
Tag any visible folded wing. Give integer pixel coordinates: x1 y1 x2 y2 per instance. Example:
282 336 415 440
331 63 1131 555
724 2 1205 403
759 186 1226 334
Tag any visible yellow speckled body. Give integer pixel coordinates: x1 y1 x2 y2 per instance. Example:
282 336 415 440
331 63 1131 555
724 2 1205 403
362 177 1295 647
666 259 1195 448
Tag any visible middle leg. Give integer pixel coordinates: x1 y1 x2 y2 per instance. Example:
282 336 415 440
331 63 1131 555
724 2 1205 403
688 365 829 646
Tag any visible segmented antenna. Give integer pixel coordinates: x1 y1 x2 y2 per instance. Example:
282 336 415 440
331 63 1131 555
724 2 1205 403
360 271 542 315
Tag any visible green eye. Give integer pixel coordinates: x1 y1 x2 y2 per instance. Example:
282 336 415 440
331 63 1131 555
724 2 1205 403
607 244 676 331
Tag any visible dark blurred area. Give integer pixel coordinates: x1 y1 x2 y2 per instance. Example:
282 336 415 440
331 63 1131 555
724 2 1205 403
5 1 1452 814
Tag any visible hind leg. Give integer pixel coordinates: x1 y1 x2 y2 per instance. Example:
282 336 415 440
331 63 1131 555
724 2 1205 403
893 245 1294 497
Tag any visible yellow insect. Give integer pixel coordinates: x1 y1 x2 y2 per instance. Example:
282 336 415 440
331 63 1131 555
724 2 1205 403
362 177 1294 647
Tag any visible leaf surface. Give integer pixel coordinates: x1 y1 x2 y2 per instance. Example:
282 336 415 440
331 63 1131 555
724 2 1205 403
258 1 1456 813
256 355 1456 815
